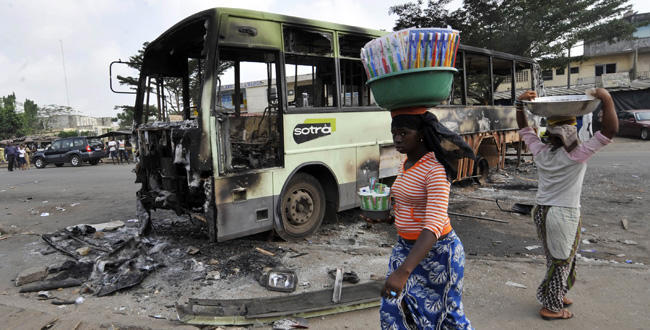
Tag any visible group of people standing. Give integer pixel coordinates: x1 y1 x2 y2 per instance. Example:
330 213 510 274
106 137 132 164
3 143 33 171
370 88 616 329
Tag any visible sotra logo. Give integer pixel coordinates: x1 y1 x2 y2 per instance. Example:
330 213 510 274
293 118 336 144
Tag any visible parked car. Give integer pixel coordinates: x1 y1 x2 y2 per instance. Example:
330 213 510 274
617 110 650 140
33 137 105 168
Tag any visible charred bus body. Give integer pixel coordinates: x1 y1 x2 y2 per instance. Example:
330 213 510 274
127 8 540 242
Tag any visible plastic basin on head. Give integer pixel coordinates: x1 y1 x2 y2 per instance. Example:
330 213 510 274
366 67 458 110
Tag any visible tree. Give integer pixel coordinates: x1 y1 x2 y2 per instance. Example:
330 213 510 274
389 0 635 68
0 93 21 139
21 99 39 135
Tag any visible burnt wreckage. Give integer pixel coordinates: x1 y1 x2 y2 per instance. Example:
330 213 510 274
135 120 212 236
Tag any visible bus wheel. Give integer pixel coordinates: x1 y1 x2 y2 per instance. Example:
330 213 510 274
279 173 326 239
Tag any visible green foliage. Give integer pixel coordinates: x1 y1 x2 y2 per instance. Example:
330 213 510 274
389 0 635 68
21 99 39 135
0 93 21 139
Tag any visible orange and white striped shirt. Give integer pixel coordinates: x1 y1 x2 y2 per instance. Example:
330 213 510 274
391 152 452 240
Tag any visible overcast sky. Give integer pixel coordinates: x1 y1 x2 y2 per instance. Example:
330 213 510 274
1 0 648 117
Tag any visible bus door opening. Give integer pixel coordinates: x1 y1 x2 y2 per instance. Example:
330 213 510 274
216 48 283 172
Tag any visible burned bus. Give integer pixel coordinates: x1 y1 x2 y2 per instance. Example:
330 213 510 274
121 8 540 242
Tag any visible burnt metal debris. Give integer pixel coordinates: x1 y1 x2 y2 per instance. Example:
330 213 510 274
40 224 164 296
175 280 384 326
135 119 213 238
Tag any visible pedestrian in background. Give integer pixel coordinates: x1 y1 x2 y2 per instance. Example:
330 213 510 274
118 138 128 164
4 142 18 171
17 145 26 170
107 138 119 164
125 139 133 163
516 88 618 320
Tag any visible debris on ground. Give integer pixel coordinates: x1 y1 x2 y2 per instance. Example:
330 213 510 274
41 317 58 329
256 247 276 256
505 281 527 289
19 279 83 293
621 218 629 230
260 269 297 292
75 247 91 256
186 246 200 255
89 220 125 232
272 317 309 329
621 240 638 245
524 245 541 251
14 266 48 286
37 291 51 299
176 281 383 326
327 269 360 284
332 268 343 303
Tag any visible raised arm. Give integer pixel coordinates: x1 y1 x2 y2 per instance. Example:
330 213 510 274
516 90 537 129
590 88 618 139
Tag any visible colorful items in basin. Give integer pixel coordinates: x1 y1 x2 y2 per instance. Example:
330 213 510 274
358 178 391 211
360 27 460 80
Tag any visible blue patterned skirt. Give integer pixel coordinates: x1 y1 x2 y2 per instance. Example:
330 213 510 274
380 230 472 330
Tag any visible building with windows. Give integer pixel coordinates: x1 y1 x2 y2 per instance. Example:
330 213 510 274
543 12 650 88
40 114 116 135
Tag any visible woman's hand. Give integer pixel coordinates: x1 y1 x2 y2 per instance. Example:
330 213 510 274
586 87 612 101
382 267 410 298
517 90 537 101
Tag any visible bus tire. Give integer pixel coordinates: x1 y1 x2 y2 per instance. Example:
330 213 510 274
278 173 326 240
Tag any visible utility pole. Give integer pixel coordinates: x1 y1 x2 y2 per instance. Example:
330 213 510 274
567 46 571 89
59 40 71 107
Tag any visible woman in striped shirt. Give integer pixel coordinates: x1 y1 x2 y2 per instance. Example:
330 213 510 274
377 107 474 329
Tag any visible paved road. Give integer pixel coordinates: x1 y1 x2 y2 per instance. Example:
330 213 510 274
1 163 137 234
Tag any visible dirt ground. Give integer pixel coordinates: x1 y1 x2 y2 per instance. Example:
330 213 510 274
0 137 648 329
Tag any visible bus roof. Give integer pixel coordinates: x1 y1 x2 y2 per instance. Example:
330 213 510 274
150 7 386 48
147 7 536 65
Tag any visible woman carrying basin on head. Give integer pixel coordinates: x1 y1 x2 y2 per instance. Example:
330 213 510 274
365 107 474 329
516 88 618 320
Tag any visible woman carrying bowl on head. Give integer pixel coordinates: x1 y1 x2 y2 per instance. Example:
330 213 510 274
516 88 618 320
364 107 475 329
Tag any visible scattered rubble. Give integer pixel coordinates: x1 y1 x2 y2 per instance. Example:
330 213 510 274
186 246 200 255
505 281 527 289
621 218 629 230
15 266 48 286
272 317 309 329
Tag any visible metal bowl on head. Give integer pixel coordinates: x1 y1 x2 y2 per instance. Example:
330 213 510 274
522 95 601 117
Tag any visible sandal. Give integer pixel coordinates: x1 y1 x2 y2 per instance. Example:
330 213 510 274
540 308 573 320
563 297 573 306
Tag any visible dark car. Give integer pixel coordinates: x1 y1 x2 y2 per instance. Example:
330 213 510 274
33 136 105 168
618 110 650 140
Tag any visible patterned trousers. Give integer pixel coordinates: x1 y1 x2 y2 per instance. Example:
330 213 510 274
380 230 472 330
533 205 580 312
